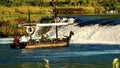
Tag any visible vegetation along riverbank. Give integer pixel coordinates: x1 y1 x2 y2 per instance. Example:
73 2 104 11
0 0 120 37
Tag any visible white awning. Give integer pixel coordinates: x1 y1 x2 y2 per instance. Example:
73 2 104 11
36 23 68 26
18 23 68 27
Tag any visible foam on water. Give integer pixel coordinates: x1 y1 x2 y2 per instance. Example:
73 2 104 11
29 17 120 45
47 23 120 44
0 38 13 44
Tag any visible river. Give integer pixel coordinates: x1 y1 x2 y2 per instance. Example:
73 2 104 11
0 42 120 68
0 16 120 68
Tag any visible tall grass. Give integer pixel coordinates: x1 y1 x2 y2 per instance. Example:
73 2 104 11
0 6 53 22
0 6 53 37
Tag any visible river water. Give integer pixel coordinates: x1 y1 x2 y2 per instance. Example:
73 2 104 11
0 41 120 68
0 17 120 68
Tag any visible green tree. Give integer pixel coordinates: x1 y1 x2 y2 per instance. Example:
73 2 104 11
32 0 39 6
0 0 14 7
67 0 72 6
72 0 79 6
103 0 119 10
39 0 43 6
79 0 87 6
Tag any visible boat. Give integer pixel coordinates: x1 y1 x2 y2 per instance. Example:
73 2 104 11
10 0 74 49
10 23 74 49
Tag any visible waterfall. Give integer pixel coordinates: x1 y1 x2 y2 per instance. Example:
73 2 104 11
47 23 120 44
31 17 120 44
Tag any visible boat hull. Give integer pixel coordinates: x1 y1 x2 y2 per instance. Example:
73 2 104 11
10 41 68 49
26 42 68 48
10 43 27 49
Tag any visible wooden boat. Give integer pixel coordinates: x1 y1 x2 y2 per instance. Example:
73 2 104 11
10 0 74 49
10 34 73 49
10 23 74 49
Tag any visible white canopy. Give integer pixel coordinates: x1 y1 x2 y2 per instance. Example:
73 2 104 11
18 23 68 27
36 23 68 26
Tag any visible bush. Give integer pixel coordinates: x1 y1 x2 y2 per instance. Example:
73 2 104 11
84 7 95 14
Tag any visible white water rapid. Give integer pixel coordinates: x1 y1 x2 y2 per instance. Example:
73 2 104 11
47 23 120 44
31 17 120 45
0 38 13 44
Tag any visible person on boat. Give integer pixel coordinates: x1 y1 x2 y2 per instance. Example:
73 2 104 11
19 34 28 44
41 34 49 42
56 17 61 23
13 36 20 47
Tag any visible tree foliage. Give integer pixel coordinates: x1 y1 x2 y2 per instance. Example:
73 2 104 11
0 0 120 10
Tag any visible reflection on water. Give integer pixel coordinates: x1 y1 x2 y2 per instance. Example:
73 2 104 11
0 43 120 68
